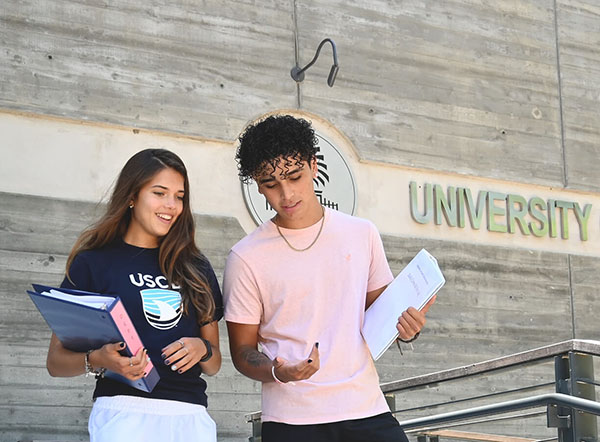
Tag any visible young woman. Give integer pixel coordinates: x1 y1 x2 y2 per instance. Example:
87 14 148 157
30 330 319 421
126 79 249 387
46 148 222 442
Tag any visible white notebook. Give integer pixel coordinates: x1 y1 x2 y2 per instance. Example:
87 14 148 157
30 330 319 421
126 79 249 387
362 249 445 360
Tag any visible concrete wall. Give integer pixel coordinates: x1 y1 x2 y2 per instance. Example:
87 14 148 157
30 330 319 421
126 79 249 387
3 0 599 192
1 0 599 440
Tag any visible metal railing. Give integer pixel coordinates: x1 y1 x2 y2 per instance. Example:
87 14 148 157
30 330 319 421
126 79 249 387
382 339 600 442
246 340 600 441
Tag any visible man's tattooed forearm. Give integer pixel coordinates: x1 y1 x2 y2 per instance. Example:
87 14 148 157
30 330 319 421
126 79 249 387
241 348 270 367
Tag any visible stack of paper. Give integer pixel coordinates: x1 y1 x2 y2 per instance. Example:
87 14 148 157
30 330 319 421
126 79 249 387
362 249 445 360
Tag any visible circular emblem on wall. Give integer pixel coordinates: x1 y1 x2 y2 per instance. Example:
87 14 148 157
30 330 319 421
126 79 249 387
242 133 357 225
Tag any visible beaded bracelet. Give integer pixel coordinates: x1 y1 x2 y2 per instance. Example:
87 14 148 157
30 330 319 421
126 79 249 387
395 332 420 356
84 350 106 378
397 331 420 344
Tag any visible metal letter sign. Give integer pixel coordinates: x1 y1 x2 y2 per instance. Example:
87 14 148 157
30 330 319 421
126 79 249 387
242 133 357 225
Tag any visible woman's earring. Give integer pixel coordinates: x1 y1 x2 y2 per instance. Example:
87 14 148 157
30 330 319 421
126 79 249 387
129 203 134 209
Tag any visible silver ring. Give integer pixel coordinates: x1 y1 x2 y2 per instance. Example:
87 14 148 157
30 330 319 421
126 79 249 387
129 357 133 367
177 339 185 349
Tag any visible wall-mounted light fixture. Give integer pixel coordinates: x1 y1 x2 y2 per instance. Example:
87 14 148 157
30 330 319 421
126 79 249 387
291 38 339 87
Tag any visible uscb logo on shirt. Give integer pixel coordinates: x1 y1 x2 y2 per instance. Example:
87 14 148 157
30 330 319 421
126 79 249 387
129 273 182 330
140 288 183 330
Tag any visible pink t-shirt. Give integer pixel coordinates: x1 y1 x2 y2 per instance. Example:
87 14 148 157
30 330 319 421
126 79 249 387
223 208 394 424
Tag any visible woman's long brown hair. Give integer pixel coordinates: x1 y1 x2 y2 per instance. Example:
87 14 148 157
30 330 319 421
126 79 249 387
66 148 215 325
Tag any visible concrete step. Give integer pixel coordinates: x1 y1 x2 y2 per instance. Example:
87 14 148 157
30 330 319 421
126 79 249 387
417 429 536 442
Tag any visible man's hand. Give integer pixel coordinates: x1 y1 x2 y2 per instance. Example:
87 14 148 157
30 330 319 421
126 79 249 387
272 343 320 383
396 295 436 340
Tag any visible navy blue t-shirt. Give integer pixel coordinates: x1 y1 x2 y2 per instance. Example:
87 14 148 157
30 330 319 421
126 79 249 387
61 239 223 406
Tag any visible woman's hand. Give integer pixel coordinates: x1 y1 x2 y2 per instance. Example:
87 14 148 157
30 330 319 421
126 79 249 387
89 342 149 381
161 338 208 374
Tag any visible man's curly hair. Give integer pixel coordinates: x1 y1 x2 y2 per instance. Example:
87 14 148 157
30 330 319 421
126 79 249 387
236 115 318 183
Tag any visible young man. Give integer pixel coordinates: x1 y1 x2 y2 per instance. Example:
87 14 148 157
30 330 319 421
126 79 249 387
223 114 435 442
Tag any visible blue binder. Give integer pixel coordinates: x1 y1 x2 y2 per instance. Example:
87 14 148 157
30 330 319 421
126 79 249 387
28 284 160 392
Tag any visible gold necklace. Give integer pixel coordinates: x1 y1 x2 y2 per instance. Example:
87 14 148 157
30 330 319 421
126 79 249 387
275 206 325 252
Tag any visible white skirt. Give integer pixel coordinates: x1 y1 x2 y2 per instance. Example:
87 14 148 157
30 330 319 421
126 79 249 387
89 395 217 442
